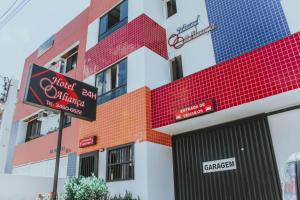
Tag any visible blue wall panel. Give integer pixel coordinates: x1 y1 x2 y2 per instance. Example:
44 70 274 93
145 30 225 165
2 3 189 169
67 153 77 177
205 0 290 63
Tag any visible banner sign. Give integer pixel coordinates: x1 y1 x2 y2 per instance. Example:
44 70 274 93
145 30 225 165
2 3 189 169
203 158 237 173
79 136 97 148
175 100 215 121
24 64 97 121
168 15 216 49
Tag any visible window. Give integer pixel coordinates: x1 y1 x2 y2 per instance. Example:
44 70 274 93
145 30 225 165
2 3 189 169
38 35 55 56
107 144 134 181
170 56 183 81
63 115 72 128
60 47 78 73
79 151 99 177
25 119 41 142
99 0 128 41
95 59 127 104
166 0 177 18
65 52 77 73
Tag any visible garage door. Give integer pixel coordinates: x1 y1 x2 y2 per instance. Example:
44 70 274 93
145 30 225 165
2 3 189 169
172 116 282 200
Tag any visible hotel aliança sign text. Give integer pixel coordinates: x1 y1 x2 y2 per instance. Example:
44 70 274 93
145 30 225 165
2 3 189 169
168 15 216 49
24 64 97 121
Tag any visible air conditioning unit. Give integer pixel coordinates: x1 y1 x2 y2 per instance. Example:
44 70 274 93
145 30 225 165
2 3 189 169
38 111 48 119
50 60 65 73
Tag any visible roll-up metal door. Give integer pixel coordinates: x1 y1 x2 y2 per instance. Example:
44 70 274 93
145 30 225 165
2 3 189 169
172 115 282 200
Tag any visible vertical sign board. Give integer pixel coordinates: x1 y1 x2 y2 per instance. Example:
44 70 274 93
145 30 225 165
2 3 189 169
23 64 97 200
24 64 97 121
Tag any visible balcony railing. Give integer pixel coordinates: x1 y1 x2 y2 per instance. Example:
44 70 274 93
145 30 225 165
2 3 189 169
97 84 127 105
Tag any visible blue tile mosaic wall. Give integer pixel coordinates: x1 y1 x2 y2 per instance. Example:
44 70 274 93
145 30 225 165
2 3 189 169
67 153 77 177
205 0 291 63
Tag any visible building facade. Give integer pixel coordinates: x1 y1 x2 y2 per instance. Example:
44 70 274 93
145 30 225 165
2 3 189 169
11 0 300 199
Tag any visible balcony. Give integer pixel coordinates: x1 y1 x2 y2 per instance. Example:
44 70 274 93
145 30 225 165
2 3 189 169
84 14 168 78
151 32 300 128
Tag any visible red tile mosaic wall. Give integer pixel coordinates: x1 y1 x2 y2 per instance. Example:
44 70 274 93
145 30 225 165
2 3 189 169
84 14 168 78
151 32 300 128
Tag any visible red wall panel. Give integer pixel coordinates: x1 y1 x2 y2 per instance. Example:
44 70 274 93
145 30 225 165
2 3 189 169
151 33 300 128
84 14 168 78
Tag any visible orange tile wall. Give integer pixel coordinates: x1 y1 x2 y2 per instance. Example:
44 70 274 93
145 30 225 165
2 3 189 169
79 87 171 155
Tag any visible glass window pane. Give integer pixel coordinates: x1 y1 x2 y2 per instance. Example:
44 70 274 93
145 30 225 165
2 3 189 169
96 72 105 96
107 145 134 181
111 65 118 90
108 6 120 29
120 0 128 20
167 0 177 18
118 59 127 86
99 15 108 35
284 162 298 200
171 56 183 81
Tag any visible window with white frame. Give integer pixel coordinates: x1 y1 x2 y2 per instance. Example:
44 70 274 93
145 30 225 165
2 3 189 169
60 47 78 73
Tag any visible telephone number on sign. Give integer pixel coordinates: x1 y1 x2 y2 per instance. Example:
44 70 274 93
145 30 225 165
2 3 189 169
56 104 83 115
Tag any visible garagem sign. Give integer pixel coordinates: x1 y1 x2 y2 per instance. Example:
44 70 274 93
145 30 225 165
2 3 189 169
203 158 237 173
24 64 97 121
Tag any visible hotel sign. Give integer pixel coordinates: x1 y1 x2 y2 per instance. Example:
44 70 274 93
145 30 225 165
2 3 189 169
24 64 97 121
175 100 215 121
168 15 216 49
203 158 237 173
79 136 97 148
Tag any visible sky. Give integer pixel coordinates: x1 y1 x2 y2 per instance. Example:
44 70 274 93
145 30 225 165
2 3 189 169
0 0 90 88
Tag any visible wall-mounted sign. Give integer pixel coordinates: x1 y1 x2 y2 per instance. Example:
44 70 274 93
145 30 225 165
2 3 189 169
203 158 237 173
79 136 97 148
24 64 97 121
175 100 215 121
168 15 216 49
49 146 71 154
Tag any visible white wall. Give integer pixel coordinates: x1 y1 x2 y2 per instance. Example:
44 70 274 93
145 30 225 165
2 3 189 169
98 142 174 200
281 0 300 34
147 142 175 200
86 19 100 51
0 174 65 200
128 47 170 92
0 79 18 173
13 157 68 178
268 108 300 187
165 0 216 76
129 0 216 76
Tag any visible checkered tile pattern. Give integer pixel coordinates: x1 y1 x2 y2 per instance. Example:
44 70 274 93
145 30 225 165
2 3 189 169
151 33 300 128
205 0 290 63
84 14 168 78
